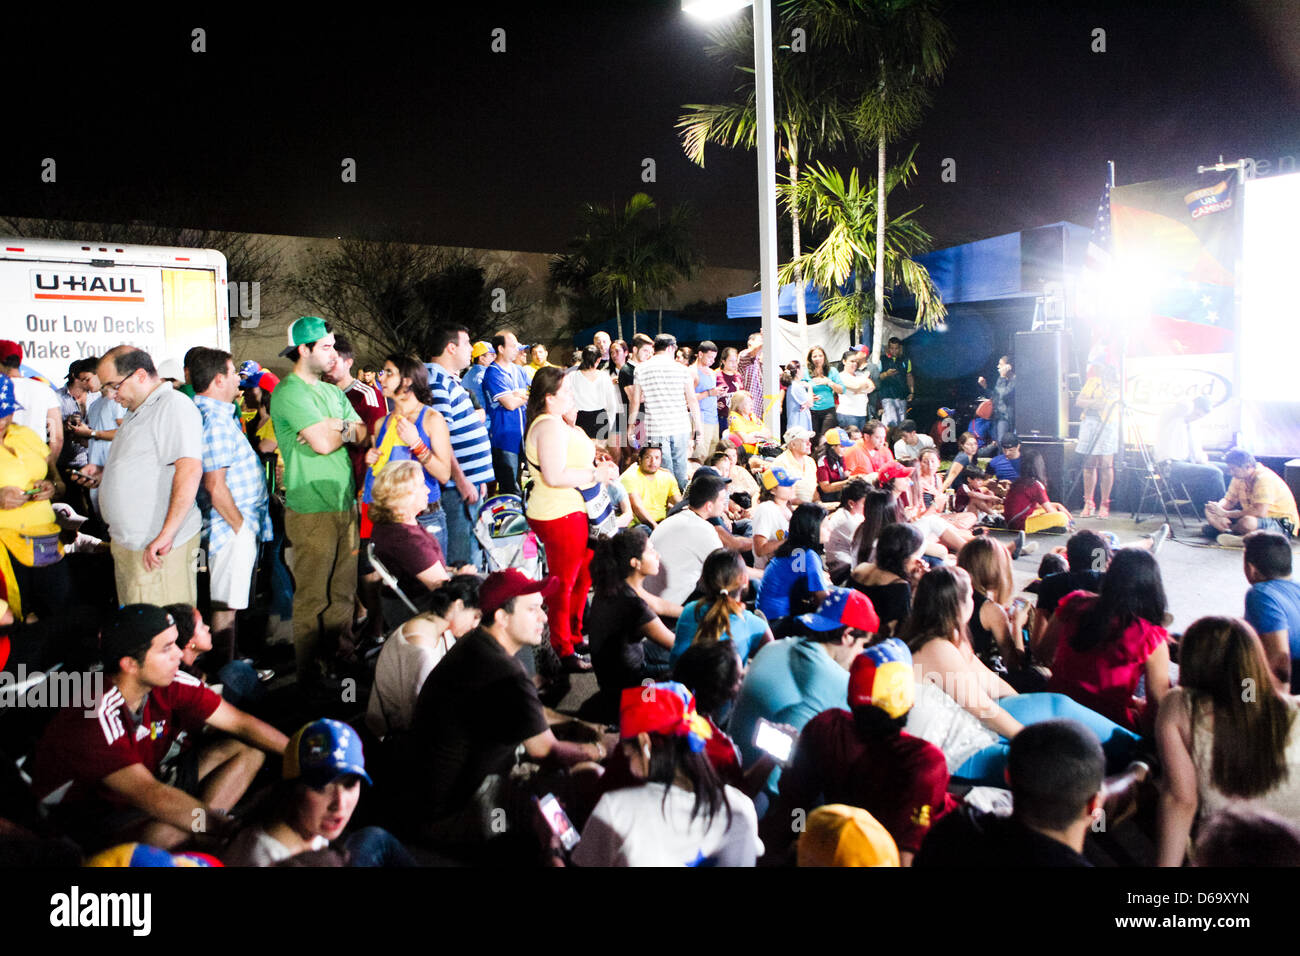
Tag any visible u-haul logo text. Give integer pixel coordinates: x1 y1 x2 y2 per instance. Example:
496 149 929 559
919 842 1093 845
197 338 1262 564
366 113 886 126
30 272 146 302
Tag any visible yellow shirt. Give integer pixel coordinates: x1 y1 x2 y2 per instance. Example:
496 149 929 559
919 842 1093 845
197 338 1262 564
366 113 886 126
0 424 57 531
1227 465 1299 533
728 412 767 454
620 465 681 524
773 450 819 503
524 413 596 521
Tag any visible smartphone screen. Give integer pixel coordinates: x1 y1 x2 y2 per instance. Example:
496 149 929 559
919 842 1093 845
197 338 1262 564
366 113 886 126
754 718 797 765
538 793 580 851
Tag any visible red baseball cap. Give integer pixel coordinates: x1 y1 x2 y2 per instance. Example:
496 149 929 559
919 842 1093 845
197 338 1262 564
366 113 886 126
876 462 913 485
479 568 560 618
0 340 22 365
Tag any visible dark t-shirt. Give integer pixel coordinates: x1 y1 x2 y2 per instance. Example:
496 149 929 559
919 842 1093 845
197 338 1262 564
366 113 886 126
413 628 550 820
852 580 912 638
915 805 1091 867
587 585 658 691
778 709 953 854
1036 570 1104 617
1003 479 1048 530
371 521 445 596
618 363 637 415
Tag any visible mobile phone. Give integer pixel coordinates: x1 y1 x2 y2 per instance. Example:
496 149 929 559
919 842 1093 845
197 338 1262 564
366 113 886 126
537 793 580 852
1012 597 1029 612
22 488 40 497
754 717 798 765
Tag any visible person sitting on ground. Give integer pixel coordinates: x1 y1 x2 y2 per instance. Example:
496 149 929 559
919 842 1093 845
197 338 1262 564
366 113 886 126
714 441 761 508
941 431 1000 521
915 447 978 533
750 465 799 570
848 488 900 571
851 522 927 639
915 719 1104 867
366 574 482 739
727 390 771 457
764 639 955 866
1156 616 1300 867
672 548 775 667
620 443 681 529
645 472 740 610
877 461 971 558
31 605 288 852
664 465 752 553
1002 453 1070 533
705 451 754 530
824 476 870 584
1043 547 1172 734
570 683 763 867
730 588 882 801
368 460 450 608
585 527 677 703
756 503 832 636
795 804 901 867
902 566 1140 787
987 434 1022 482
672 640 781 797
1193 806 1300 868
815 428 852 505
773 426 819 503
855 420 896 478
892 420 935 465
224 718 415 867
956 537 1039 691
412 570 614 853
1203 447 1299 547
1029 530 1111 654
1241 530 1300 692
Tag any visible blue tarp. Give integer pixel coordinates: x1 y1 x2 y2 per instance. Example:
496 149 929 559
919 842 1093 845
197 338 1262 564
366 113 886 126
725 282 823 319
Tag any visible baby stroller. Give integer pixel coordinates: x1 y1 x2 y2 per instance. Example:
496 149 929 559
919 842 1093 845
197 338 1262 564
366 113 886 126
474 494 546 578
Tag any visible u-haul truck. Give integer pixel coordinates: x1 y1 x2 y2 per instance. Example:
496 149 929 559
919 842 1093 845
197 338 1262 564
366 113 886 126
0 237 229 382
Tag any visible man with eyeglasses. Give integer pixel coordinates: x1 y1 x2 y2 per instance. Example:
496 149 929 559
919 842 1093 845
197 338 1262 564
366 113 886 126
76 346 205 608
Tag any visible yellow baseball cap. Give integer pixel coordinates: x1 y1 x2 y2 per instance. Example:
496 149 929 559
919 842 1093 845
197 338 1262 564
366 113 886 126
797 805 900 867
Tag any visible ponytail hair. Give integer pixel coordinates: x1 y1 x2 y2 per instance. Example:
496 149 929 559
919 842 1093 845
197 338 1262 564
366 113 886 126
692 549 748 648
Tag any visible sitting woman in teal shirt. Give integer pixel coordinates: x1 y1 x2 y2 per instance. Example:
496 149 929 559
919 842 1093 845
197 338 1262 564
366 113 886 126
672 549 774 666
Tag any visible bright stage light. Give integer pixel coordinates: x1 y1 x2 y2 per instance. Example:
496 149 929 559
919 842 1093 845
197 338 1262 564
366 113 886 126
682 0 752 18
1240 171 1300 455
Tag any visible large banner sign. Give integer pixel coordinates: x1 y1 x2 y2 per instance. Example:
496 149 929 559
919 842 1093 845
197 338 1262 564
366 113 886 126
1108 173 1241 448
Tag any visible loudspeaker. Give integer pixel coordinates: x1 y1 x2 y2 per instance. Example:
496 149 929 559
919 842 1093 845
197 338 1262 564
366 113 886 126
1020 438 1075 504
1014 330 1071 439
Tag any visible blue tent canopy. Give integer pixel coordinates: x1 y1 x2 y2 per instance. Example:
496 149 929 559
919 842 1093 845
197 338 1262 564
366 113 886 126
725 282 823 319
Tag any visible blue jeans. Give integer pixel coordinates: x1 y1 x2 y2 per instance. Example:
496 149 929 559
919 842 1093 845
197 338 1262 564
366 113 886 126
880 398 907 427
417 506 449 561
441 481 485 570
660 432 691 495
837 413 867 434
953 692 1142 785
343 826 418 867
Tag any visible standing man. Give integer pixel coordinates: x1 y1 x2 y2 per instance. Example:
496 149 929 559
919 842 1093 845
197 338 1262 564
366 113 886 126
483 331 530 495
324 334 386 485
0 340 63 472
428 325 495 571
79 346 203 607
85 376 125 520
192 348 272 659
693 341 721 460
877 336 914 428
55 357 99 515
270 317 366 693
738 332 765 420
619 334 653 468
628 334 700 494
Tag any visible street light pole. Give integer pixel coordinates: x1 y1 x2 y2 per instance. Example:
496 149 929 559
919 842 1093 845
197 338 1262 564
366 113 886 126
752 0 780 431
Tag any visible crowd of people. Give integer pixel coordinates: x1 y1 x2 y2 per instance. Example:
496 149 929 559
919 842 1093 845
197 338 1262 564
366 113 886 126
1 321 1299 869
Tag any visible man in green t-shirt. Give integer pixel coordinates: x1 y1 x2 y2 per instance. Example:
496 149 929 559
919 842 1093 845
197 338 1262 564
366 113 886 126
270 316 365 693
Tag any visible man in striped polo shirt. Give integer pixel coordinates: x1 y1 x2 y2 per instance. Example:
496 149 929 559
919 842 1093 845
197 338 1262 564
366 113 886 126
428 325 495 570
628 333 701 493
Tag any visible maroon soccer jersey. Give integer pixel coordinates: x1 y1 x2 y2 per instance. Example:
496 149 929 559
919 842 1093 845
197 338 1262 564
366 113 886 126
33 671 221 809
345 379 387 486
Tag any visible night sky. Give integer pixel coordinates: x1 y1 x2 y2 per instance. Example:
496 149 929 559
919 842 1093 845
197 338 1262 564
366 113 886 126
2 0 1296 268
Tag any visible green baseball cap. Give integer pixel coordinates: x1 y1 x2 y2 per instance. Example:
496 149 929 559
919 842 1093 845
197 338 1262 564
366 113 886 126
280 316 330 359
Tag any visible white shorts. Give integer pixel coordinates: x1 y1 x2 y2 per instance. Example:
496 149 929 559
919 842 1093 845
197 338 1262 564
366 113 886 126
209 521 259 610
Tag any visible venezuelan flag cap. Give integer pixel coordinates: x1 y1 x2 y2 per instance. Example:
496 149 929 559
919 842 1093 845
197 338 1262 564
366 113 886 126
848 638 914 719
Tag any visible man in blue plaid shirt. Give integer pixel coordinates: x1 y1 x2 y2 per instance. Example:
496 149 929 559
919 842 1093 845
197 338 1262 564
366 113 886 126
192 348 271 654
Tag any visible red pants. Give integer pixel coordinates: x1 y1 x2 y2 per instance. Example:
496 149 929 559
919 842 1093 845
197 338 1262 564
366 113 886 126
527 511 592 658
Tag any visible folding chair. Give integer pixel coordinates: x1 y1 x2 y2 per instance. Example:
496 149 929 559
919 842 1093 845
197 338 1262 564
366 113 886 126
367 543 421 638
1129 428 1193 531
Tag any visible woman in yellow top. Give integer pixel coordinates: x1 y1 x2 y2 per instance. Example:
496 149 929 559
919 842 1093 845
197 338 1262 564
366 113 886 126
1076 363 1121 517
0 374 63 620
524 366 620 671
727 390 771 456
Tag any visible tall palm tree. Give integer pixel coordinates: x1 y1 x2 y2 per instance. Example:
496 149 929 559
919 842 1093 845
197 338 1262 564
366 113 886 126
677 16 850 338
549 194 701 341
789 0 953 361
778 147 945 334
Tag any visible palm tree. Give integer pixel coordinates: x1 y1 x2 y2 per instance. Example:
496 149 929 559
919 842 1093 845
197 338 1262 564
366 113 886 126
549 194 701 341
789 0 953 361
677 16 850 339
777 147 945 335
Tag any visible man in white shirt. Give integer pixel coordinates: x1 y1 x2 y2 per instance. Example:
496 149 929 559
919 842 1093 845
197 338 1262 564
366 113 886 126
645 473 731 607
1152 396 1228 513
628 334 701 495
893 419 936 464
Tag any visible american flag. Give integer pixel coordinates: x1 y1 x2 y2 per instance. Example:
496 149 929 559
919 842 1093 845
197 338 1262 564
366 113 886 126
1084 178 1112 272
